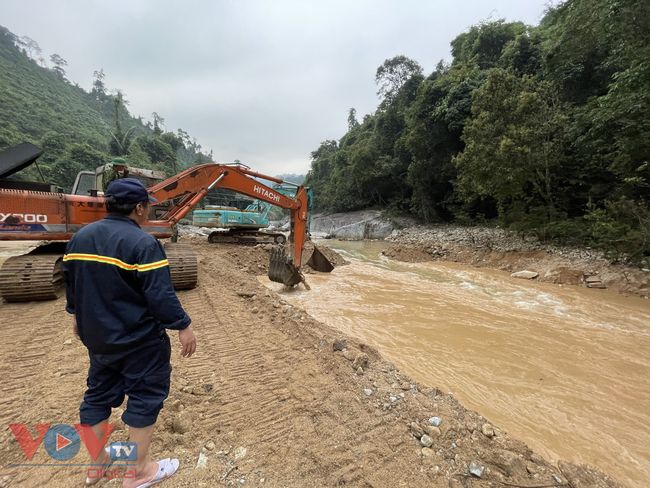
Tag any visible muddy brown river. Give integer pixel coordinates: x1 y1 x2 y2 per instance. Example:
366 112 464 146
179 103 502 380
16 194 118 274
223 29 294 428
263 240 650 488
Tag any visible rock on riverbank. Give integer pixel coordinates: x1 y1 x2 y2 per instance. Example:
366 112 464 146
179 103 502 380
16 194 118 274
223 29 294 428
385 225 650 298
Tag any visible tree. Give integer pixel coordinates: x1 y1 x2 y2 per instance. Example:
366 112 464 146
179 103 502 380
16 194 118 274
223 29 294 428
92 69 106 98
50 143 106 192
133 135 178 174
49 54 68 79
176 128 191 148
375 55 423 101
19 36 42 60
111 89 129 106
405 65 485 221
13 36 26 53
347 108 359 130
39 132 68 167
304 140 339 210
546 0 650 201
152 112 165 136
499 32 543 76
450 20 526 70
575 61 650 201
543 0 650 103
108 91 135 156
454 69 568 218
161 131 184 155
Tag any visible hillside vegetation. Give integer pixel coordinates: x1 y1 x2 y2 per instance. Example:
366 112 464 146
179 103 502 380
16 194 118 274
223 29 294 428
0 25 214 192
305 0 650 266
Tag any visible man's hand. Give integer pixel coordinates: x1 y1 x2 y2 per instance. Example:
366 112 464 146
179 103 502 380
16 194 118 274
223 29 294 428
178 327 197 358
72 315 80 340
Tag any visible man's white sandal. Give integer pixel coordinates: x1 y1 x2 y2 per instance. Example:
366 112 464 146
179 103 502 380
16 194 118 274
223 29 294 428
133 458 179 488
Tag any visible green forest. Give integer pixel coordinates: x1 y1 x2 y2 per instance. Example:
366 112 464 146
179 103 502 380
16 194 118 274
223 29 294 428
0 25 214 193
305 0 649 265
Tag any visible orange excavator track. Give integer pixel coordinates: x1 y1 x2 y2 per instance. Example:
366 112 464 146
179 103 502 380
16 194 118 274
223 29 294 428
163 242 198 290
0 253 64 302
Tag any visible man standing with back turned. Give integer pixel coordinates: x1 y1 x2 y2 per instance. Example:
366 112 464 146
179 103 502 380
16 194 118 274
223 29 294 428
63 178 197 488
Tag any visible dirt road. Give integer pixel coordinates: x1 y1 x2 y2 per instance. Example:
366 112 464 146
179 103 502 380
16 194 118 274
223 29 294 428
0 239 625 487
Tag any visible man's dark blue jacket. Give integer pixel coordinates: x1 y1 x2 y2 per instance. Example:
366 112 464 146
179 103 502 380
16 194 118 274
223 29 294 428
63 214 191 354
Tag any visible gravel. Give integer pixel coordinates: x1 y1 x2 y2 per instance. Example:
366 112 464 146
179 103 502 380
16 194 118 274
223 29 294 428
420 435 434 448
387 225 606 262
410 422 424 438
481 423 495 438
469 461 485 478
196 452 208 469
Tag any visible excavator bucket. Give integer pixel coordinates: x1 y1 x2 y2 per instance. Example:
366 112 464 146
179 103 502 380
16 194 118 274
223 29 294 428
306 245 335 273
268 247 303 286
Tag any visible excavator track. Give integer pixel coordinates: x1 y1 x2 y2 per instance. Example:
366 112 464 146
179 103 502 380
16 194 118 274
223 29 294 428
0 253 64 302
164 242 198 290
0 242 198 302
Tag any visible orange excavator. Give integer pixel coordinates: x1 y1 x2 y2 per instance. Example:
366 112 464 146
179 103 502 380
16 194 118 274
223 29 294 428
0 143 330 302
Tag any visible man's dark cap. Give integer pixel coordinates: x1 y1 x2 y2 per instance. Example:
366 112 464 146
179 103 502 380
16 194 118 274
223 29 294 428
105 178 158 204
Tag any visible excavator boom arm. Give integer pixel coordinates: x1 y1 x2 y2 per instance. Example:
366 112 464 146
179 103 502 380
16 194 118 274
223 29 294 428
147 163 309 267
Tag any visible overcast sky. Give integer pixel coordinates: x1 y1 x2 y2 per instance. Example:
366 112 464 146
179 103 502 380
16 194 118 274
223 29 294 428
3 0 550 176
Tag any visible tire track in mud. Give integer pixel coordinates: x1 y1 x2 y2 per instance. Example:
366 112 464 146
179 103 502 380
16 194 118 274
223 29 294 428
0 300 64 426
175 276 295 449
0 297 77 488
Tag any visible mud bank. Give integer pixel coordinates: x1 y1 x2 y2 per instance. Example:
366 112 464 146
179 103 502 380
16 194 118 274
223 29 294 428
386 226 650 299
0 239 627 487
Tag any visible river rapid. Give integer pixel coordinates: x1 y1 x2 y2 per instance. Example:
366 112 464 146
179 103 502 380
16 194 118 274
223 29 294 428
262 240 650 488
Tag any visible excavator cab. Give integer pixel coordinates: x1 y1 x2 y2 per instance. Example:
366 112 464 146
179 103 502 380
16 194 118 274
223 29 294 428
71 158 166 196
71 159 170 220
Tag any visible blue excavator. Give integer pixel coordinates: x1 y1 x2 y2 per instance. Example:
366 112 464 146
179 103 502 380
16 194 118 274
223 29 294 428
192 183 313 245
